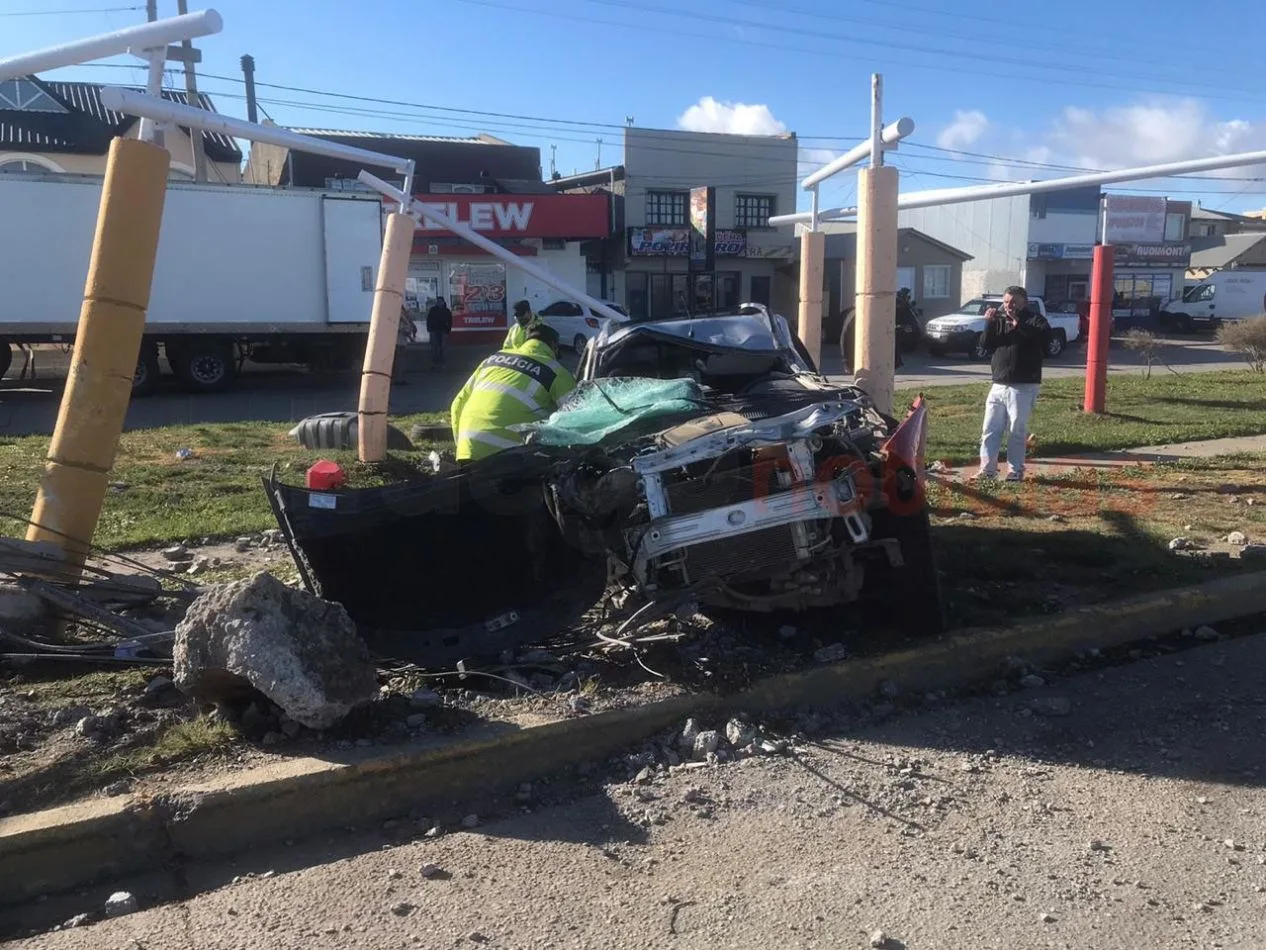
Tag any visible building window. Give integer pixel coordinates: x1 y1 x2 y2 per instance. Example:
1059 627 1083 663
0 155 64 174
735 194 776 228
0 80 66 113
645 190 687 226
1164 212 1187 242
923 264 951 299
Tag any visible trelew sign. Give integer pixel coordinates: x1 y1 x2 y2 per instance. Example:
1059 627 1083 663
410 193 609 239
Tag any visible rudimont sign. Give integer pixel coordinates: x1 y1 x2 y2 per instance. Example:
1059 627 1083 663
408 193 610 239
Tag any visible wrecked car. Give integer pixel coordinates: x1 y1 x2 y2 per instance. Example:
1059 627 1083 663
264 304 943 664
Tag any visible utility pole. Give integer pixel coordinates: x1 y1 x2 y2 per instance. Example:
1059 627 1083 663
143 0 164 148
175 0 207 182
853 73 900 416
240 53 257 123
1085 197 1114 413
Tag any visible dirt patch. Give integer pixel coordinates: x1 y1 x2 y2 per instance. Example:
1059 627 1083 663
3 457 1264 822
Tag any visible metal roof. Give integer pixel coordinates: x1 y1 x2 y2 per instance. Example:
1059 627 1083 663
0 77 242 162
1188 232 1266 269
285 128 509 145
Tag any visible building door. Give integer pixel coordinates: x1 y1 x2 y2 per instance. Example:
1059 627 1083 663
406 261 442 314
750 275 771 306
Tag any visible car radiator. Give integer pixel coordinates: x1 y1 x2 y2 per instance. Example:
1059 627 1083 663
663 467 802 582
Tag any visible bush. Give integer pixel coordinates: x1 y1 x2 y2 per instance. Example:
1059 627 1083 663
1122 328 1162 378
1217 315 1266 373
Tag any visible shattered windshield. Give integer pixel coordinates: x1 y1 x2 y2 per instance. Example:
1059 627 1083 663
623 314 783 351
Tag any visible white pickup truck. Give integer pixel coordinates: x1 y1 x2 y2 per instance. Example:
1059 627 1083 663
922 295 1080 360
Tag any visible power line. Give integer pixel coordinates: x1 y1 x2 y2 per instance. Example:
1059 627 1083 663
0 5 142 15
452 0 1266 105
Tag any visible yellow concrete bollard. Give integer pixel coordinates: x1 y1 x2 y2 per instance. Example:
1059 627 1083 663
357 211 417 462
27 136 170 569
853 165 900 417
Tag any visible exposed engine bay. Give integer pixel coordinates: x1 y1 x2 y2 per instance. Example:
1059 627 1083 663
532 305 939 624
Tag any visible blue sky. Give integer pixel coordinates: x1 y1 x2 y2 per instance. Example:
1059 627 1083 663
9 0 1266 215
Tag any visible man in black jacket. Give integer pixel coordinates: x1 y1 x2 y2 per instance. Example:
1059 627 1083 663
971 285 1050 481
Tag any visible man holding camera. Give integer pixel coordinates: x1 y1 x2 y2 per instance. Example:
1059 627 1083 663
971 285 1050 482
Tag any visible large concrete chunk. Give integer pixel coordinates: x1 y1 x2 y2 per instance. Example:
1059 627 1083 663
173 572 377 730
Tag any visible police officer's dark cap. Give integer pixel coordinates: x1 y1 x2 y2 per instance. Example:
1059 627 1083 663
513 299 531 317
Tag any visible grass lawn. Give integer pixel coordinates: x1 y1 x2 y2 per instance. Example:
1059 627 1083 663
899 368 1266 465
926 453 1266 627
0 412 447 551
0 368 1264 552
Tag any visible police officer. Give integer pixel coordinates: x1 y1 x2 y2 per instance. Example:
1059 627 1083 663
503 299 540 350
450 323 576 462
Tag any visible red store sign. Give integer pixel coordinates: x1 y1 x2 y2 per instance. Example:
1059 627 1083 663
410 193 609 239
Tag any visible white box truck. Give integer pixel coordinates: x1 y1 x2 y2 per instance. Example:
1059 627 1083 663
0 173 383 394
1160 270 1266 332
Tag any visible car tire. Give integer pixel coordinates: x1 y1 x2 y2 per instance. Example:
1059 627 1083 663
1046 329 1066 358
573 334 588 357
132 342 161 397
0 342 12 380
971 332 990 360
172 340 236 393
926 343 944 358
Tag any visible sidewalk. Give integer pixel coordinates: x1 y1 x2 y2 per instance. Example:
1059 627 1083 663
934 433 1266 480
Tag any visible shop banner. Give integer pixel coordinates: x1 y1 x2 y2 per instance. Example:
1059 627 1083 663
1104 195 1167 244
1027 242 1095 260
449 262 507 331
689 186 716 272
628 226 751 257
1114 242 1191 267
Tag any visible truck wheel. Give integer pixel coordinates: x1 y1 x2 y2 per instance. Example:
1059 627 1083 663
1045 329 1066 358
173 341 236 393
573 334 588 357
132 342 161 397
0 343 12 379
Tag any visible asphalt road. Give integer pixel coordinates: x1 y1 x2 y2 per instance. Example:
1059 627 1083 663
0 334 1246 438
11 630 1266 949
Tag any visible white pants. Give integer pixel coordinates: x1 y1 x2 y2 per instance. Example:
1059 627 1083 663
979 382 1039 475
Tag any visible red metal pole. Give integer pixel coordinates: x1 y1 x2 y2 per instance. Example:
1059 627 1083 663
1084 243 1114 414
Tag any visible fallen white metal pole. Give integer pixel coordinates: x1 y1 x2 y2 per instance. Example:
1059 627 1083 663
801 116 914 191
100 87 413 174
0 10 221 81
358 170 629 324
771 146 1266 227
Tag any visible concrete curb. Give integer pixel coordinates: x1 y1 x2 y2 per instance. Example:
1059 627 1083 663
3 569 1266 907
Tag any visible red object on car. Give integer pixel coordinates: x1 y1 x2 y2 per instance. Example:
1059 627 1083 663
306 460 346 491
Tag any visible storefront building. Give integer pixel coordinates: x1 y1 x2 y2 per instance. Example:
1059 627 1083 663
401 192 610 343
1102 196 1191 324
245 129 612 343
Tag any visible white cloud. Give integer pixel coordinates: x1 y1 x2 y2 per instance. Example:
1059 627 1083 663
937 109 988 151
1045 98 1266 180
675 96 835 189
676 96 787 136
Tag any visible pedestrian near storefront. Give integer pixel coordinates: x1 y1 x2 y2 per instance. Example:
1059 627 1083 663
426 296 453 368
972 285 1051 482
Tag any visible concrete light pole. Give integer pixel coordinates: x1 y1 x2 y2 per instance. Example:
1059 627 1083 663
0 10 223 570
852 74 900 417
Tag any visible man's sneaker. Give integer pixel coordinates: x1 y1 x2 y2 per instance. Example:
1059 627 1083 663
1004 469 1023 481
968 468 997 482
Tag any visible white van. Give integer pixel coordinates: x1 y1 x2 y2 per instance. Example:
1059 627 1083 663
1161 271 1266 331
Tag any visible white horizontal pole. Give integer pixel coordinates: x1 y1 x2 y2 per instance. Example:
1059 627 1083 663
0 10 221 81
801 116 914 191
358 170 628 325
773 146 1266 226
100 87 412 173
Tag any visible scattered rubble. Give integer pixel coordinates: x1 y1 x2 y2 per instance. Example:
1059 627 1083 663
1031 696 1072 717
1226 530 1249 545
104 891 138 918
173 572 378 730
1194 626 1221 642
1168 537 1197 552
162 545 192 563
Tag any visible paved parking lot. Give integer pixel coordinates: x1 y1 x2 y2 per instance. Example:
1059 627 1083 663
0 334 1247 438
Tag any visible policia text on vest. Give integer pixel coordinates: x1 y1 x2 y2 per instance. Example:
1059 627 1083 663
450 338 577 462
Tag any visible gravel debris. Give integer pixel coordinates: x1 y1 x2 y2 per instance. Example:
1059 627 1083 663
460 814 480 829
104 891 138 918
